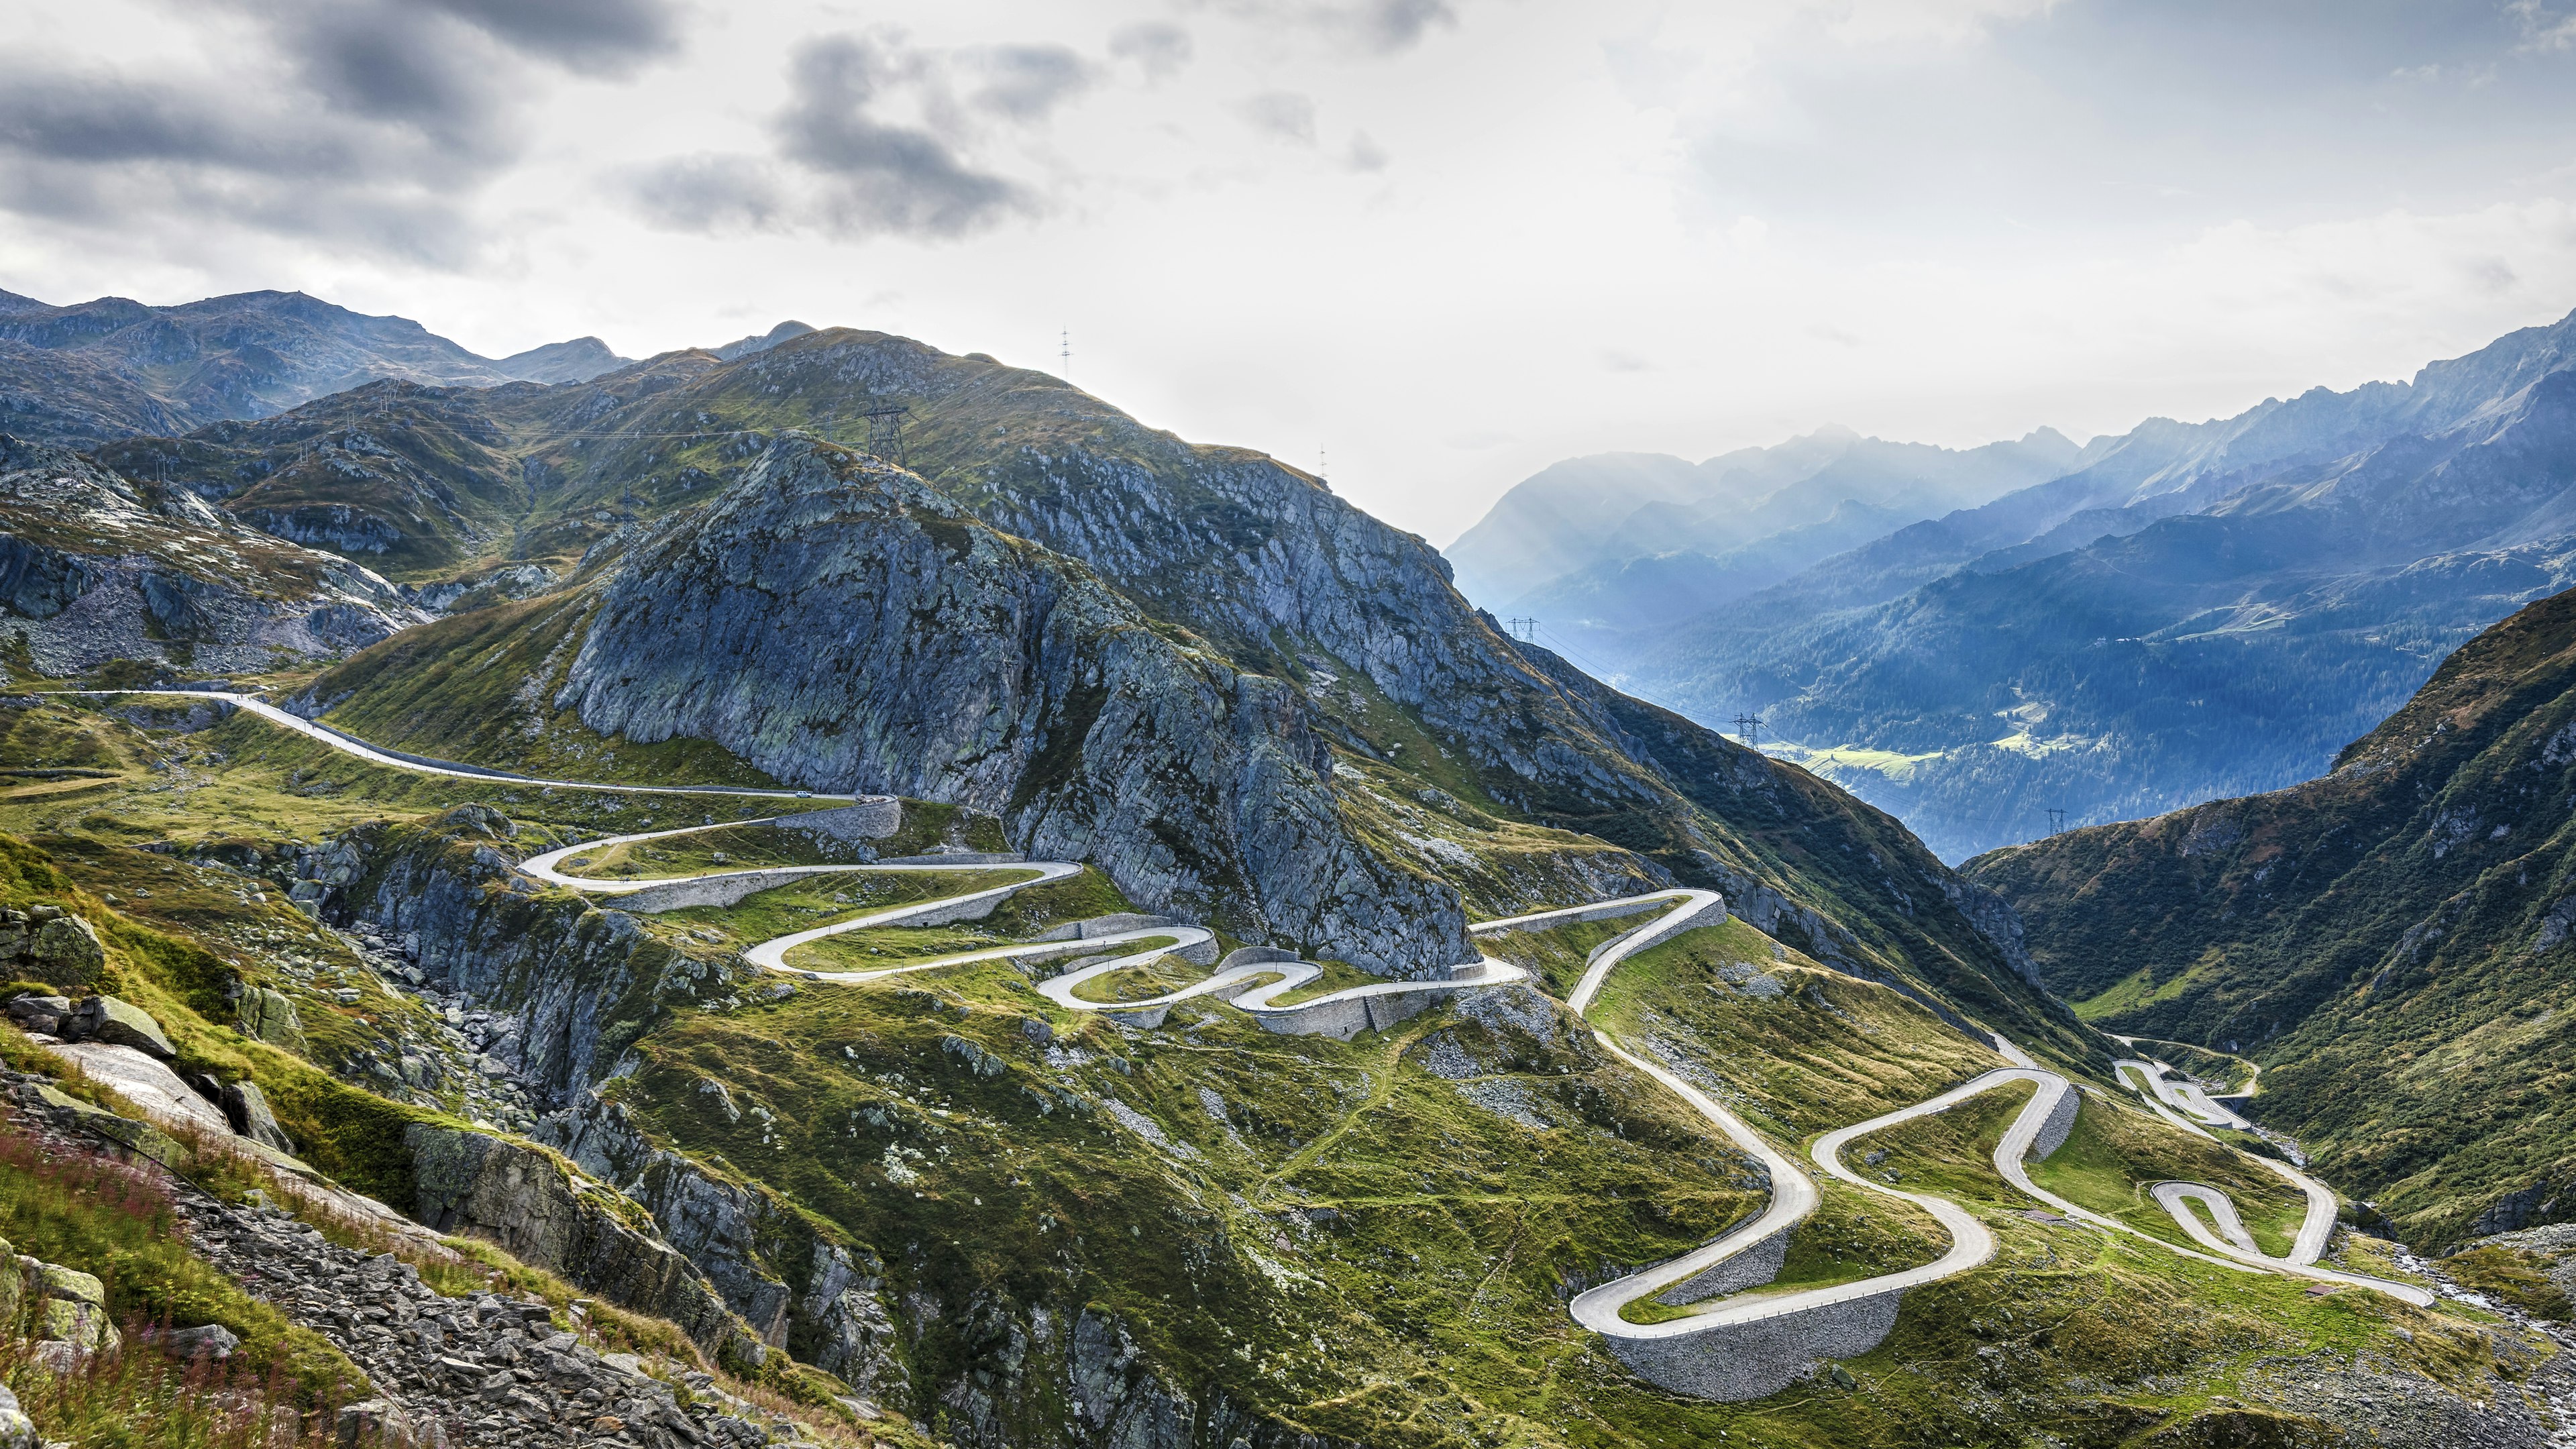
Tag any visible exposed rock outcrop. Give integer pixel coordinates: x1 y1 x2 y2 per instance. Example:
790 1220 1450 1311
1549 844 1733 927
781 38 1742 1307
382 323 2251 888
0 434 424 675
541 1093 910 1397
3 1066 829 1448
404 1122 756 1360
551 438 1471 973
0 908 106 990
62 994 176 1058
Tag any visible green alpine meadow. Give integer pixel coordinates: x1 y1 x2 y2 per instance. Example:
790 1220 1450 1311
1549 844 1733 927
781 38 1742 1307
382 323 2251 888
8 6 2576 1444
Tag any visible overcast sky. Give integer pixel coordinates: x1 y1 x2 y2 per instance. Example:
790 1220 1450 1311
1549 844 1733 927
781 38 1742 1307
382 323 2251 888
4 1 2576 543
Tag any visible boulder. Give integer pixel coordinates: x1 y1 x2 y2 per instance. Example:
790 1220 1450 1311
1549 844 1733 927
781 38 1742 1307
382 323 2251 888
51 1042 227 1136
26 914 105 988
64 995 175 1058
29 1260 117 1354
4 994 68 1034
158 1323 241 1360
335 1398 417 1448
0 1383 33 1449
223 1079 298 1155
939 1034 1007 1079
236 986 308 1053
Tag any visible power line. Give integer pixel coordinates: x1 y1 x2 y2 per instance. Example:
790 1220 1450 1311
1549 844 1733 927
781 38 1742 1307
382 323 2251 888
858 405 910 469
1533 623 1621 683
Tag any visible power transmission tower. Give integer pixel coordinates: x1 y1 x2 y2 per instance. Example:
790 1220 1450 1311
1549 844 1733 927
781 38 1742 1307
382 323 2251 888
1060 327 1071 379
2046 808 2066 836
1732 712 1764 749
859 405 910 468
1504 616 1539 643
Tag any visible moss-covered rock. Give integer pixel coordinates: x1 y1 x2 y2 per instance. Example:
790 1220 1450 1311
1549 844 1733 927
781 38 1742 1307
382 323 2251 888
235 985 307 1053
66 993 174 1057
24 914 103 989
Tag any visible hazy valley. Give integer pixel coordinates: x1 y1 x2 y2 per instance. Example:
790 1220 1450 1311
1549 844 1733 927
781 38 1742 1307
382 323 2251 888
1456 309 2576 862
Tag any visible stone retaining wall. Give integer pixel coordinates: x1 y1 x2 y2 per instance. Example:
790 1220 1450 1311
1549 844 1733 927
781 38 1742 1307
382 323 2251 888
606 867 824 914
2032 1084 2081 1161
776 800 901 842
602 859 1039 919
1253 983 1468 1041
1654 1220 1792 1305
1606 1289 1905 1401
1479 898 1669 937
1035 913 1179 942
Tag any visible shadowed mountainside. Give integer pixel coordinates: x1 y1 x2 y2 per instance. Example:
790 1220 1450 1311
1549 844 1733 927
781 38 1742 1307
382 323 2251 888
1965 584 2576 1244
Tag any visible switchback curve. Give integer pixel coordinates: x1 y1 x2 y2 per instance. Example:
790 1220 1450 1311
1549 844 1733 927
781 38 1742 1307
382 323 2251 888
66 688 2439 1389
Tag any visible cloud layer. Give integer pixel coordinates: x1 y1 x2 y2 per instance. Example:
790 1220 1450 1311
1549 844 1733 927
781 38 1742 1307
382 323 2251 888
3 0 2575 545
0 0 682 262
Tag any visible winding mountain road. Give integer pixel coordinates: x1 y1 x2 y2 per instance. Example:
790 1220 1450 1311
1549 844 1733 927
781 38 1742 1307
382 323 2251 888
2115 1053 2253 1130
68 689 2441 1365
48 690 859 800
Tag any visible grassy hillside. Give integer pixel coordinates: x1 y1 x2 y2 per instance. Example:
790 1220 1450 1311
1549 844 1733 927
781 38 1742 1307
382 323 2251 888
1966 585 2576 1244
2 694 2519 1445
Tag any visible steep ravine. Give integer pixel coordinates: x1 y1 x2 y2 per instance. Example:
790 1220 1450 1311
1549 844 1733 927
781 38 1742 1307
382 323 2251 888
301 809 1333 1449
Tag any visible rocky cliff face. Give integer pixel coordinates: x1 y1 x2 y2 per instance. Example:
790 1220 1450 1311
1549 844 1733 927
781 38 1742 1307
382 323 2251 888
286 807 1395 1449
555 437 1467 971
0 433 424 676
311 811 910 1380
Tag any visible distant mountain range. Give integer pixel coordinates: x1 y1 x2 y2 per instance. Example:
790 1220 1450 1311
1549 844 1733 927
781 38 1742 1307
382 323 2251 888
1451 306 2576 861
0 288 665 445
1445 426 2084 629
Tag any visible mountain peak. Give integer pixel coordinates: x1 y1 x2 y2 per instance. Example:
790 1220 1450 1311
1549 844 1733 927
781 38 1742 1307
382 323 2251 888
710 319 817 362
493 335 632 385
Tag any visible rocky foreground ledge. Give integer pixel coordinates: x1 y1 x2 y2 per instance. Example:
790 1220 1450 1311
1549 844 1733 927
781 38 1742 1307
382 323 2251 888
3 1069 852 1448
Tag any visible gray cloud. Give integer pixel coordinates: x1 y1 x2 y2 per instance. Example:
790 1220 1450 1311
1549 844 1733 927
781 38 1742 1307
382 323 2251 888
0 59 484 263
1342 0 1457 54
269 2 508 160
1344 130 1389 171
627 29 1091 241
419 0 682 76
0 72 360 175
771 34 1032 239
1203 1 1461 56
0 0 689 265
1110 22 1194 80
1241 91 1319 144
621 154 788 233
961 44 1096 121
